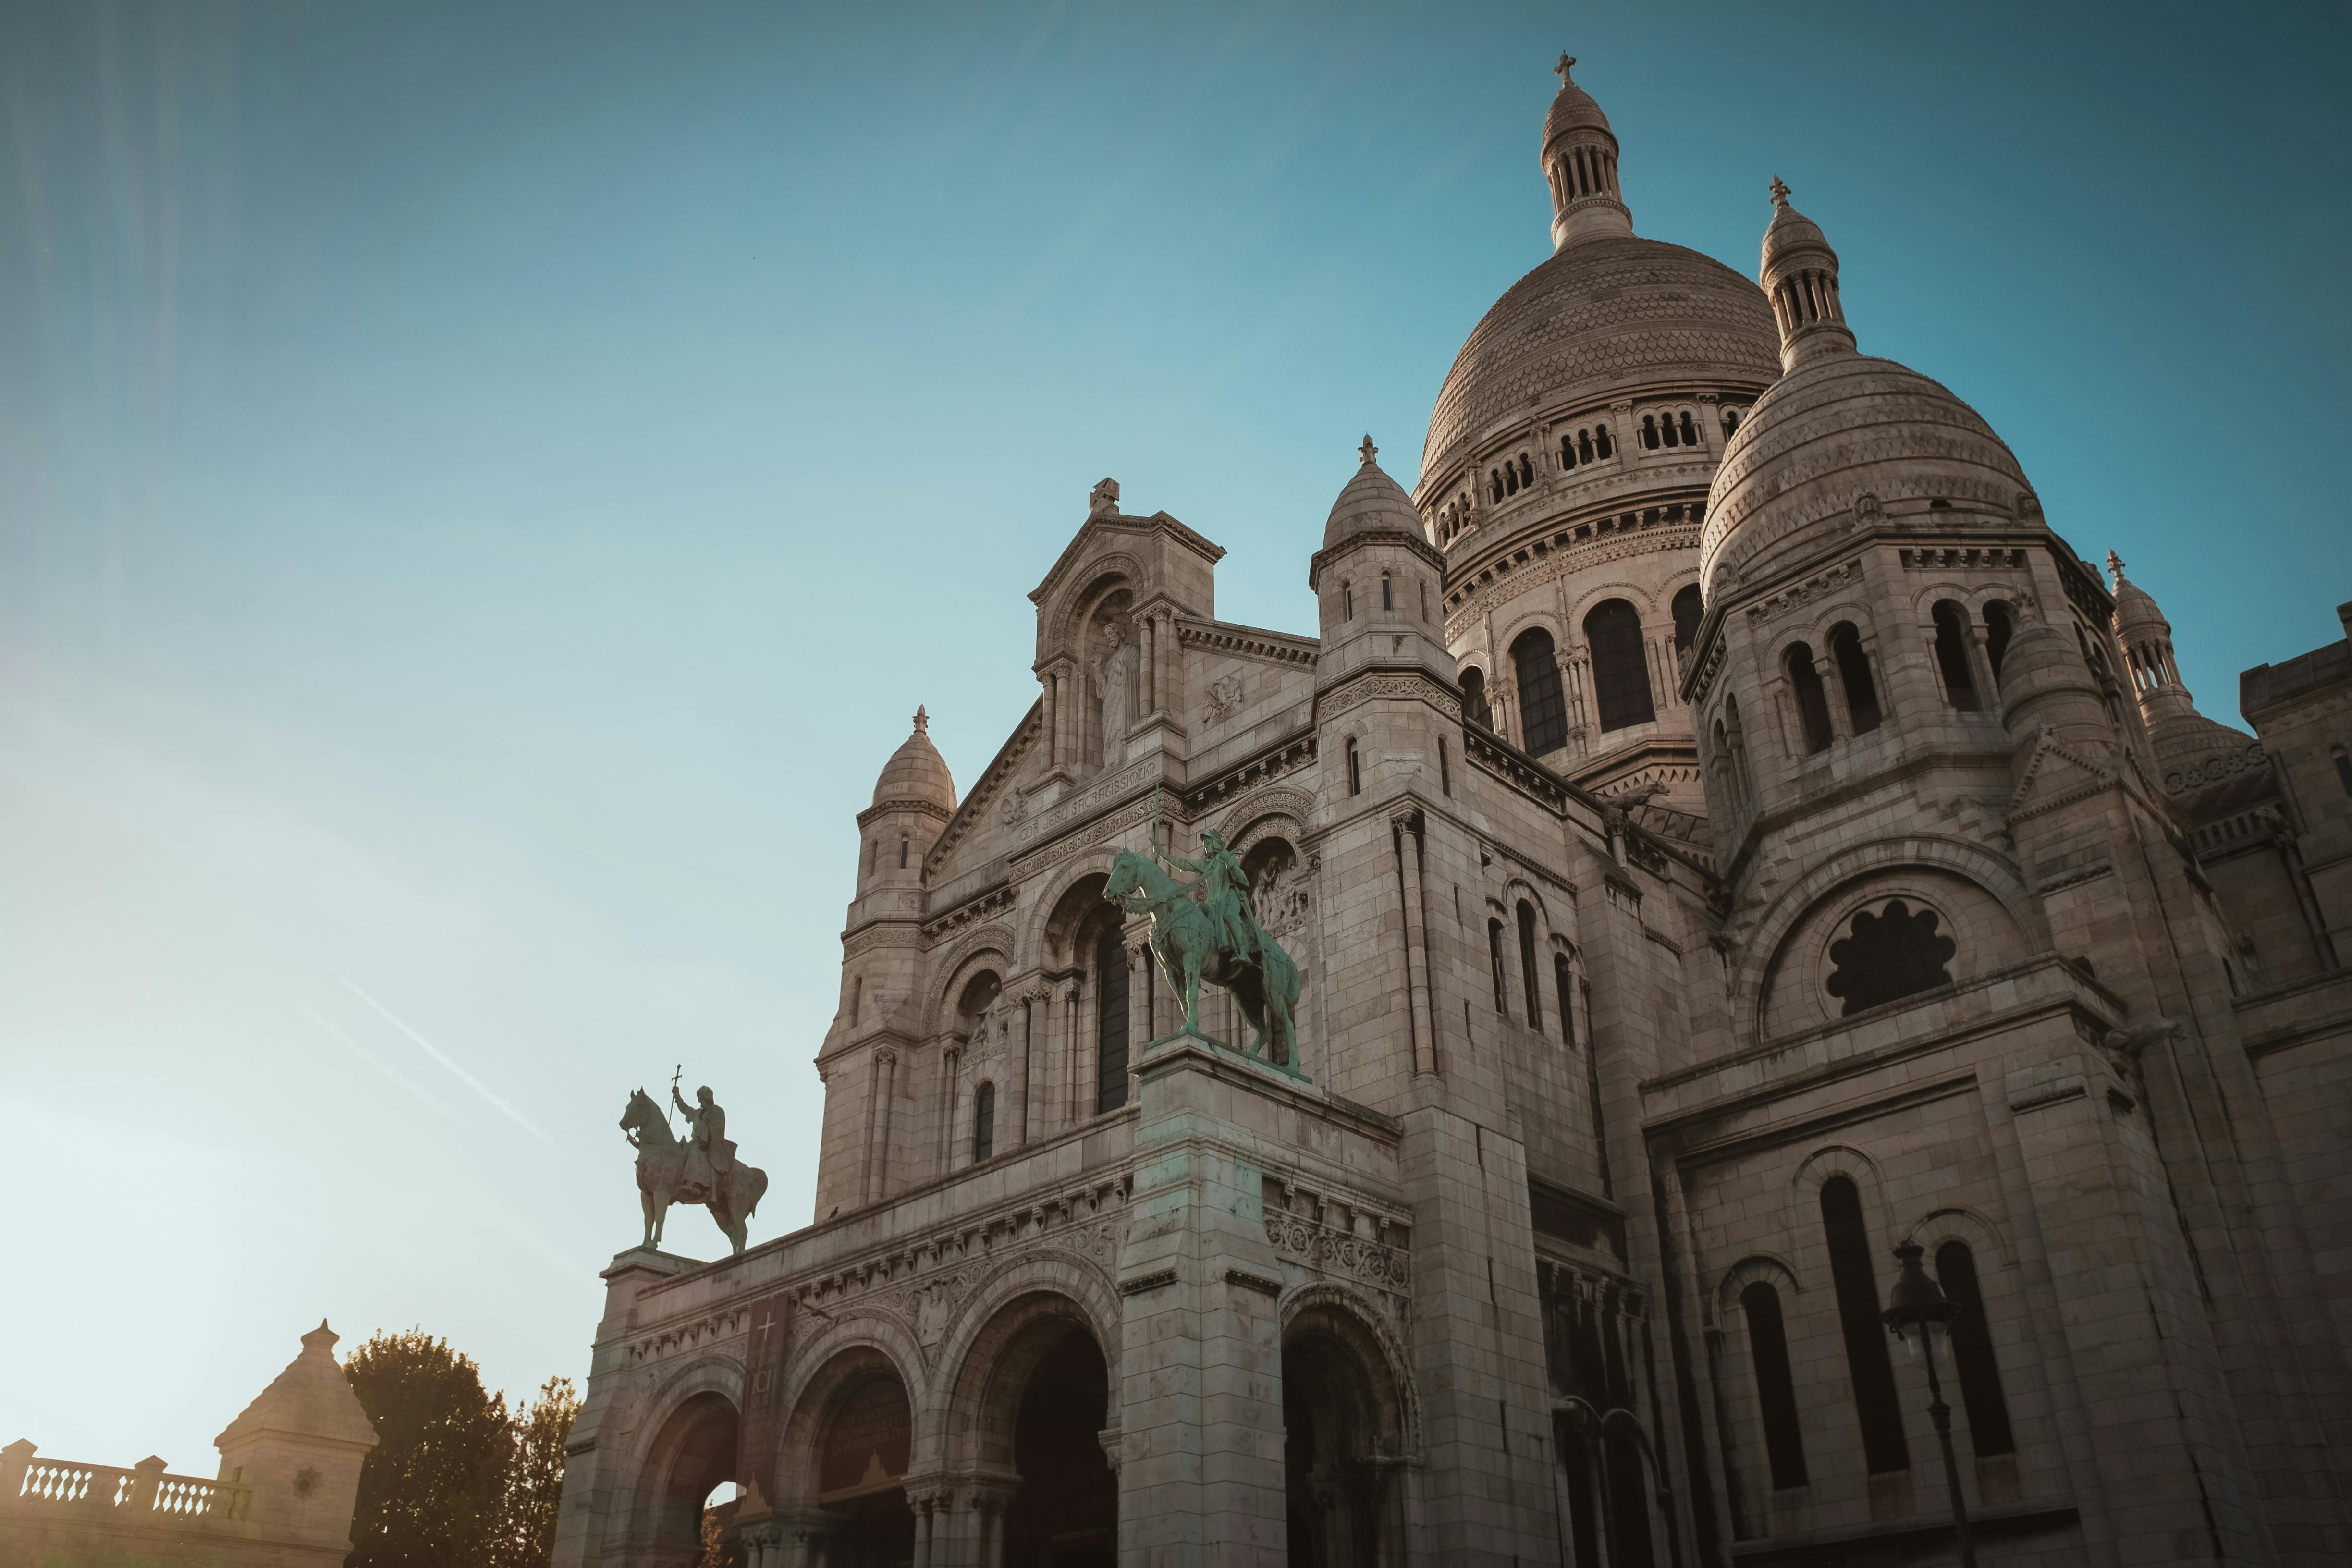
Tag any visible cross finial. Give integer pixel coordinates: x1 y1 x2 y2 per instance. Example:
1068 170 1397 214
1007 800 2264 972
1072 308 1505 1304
1554 53 1576 85
913 705 929 733
1768 175 1790 208
1359 434 1378 467
2105 550 2126 584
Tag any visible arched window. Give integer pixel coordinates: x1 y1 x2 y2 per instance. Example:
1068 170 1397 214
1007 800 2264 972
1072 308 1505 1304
1642 413 1660 450
1935 1242 2015 1458
1346 737 1362 796
1828 623 1882 734
1786 644 1833 753
1723 407 1742 438
1519 454 1534 488
1381 574 1393 612
1517 901 1544 1030
1932 600 1982 710
1820 1177 1910 1474
1460 665 1491 730
1438 736 1452 796
1553 954 1576 1048
1983 600 2016 689
1678 410 1699 446
1662 411 1681 448
1561 433 1578 469
1344 581 1354 621
1672 585 1705 655
1594 424 1613 458
1419 580 1430 621
1826 898 1956 1015
1741 1281 1809 1490
1490 471 1504 502
972 1081 995 1163
1487 919 1508 1012
849 975 863 1025
1512 628 1569 755
1580 429 1597 463
1094 923 1129 1114
1584 600 1656 732
898 836 910 869
1505 463 1519 496
1723 695 1751 799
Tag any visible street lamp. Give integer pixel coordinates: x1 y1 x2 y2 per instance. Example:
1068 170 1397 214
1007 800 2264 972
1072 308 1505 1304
1881 1241 1978 1568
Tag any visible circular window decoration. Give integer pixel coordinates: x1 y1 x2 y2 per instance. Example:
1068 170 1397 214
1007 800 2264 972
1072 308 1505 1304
1825 897 1956 1016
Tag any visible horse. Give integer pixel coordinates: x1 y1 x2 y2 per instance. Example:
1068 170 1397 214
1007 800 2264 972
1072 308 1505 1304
1104 848 1301 1068
619 1089 769 1256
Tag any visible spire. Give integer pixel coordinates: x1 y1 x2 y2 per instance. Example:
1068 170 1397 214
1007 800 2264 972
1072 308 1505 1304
1757 177 1855 371
912 704 929 734
1358 434 1378 467
1541 53 1632 251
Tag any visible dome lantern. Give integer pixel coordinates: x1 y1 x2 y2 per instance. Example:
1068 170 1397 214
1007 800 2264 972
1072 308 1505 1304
1760 177 1856 372
1543 54 1633 251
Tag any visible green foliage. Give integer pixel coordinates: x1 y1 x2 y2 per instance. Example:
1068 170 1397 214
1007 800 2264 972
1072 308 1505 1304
341 1331 580 1568
492 1378 580 1568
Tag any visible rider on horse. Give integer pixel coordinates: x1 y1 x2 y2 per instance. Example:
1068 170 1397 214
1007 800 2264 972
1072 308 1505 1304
1152 815 1261 971
673 1084 735 1194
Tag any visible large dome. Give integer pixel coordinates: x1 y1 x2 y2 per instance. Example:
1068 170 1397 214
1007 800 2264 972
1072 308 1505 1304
1421 236 1780 472
1700 355 2030 596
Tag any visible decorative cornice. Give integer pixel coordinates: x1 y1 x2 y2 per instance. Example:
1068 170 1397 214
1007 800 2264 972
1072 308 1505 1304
1175 618 1320 667
1316 669 1462 724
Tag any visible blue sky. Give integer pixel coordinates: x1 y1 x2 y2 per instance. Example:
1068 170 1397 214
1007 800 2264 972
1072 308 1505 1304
3 0 2345 1468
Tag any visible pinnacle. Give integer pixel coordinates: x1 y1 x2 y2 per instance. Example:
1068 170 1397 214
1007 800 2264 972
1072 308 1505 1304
1359 434 1379 467
913 706 929 733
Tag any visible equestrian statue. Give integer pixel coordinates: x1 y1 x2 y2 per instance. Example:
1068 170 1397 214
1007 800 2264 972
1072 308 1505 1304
1104 804 1303 1070
618 1075 769 1256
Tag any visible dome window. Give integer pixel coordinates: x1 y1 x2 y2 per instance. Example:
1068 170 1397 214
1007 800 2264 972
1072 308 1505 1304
1678 410 1699 445
1932 600 1983 710
1584 600 1655 732
1983 601 2016 689
1722 407 1742 437
1346 737 1362 796
1785 643 1834 753
1519 453 1534 488
1381 574 1393 612
1671 585 1704 656
1829 623 1882 734
1642 414 1661 450
1512 627 1569 755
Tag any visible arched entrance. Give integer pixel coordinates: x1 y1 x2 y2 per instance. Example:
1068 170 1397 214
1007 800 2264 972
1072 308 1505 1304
1002 1326 1116 1568
949 1291 1118 1568
642 1391 739 1566
1282 1300 1410 1568
815 1371 915 1567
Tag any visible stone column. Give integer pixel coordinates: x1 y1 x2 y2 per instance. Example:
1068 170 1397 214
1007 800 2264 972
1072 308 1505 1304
1814 649 1847 742
1395 812 1438 1078
910 1490 936 1568
1013 997 1034 1147
1140 614 1157 717
1041 673 1058 769
1077 980 1098 1120
870 1048 900 1199
936 1044 961 1174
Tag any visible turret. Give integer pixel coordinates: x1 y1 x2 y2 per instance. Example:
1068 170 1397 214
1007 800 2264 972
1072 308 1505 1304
853 707 956 907
214 1322 378 1556
1542 55 1633 250
1309 437 1451 689
1759 177 1856 371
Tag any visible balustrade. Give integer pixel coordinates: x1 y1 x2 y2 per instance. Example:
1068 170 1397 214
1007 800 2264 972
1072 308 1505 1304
3 1444 247 1525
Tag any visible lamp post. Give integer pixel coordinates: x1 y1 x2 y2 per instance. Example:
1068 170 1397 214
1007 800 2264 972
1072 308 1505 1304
1881 1241 1978 1568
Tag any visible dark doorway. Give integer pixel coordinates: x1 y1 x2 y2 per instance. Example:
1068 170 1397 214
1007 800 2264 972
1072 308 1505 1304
817 1375 915 1568
1003 1328 1116 1568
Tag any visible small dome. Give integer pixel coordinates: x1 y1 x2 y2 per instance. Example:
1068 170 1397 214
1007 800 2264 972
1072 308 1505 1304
1702 355 2029 597
1325 436 1423 549
1422 237 1780 471
2107 553 2171 637
216 1321 379 1450
1542 56 1612 149
871 708 956 812
1761 178 1833 275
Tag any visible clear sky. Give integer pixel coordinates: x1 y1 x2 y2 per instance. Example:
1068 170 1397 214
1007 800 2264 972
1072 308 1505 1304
3 0 2345 1470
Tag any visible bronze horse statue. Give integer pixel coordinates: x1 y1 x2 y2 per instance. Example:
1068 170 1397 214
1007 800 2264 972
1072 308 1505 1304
620 1089 768 1256
1105 847 1301 1068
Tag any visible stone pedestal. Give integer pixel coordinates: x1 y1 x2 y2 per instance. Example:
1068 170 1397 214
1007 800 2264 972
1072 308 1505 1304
1115 1032 1294 1566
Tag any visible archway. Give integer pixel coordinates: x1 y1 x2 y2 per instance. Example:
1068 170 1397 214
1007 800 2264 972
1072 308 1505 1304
815 1369 915 1567
1282 1300 1409 1568
642 1391 739 1565
1002 1327 1116 1567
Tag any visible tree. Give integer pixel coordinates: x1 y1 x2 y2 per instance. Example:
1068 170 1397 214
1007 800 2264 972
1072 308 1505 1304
343 1330 514 1568
493 1377 579 1568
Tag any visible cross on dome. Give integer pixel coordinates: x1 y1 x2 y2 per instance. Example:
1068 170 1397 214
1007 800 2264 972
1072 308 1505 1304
1554 52 1576 84
2106 551 2127 583
1359 434 1379 466
1769 175 1791 208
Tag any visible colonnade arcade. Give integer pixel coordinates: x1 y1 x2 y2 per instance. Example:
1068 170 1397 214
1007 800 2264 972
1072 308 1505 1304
619 1278 1423 1568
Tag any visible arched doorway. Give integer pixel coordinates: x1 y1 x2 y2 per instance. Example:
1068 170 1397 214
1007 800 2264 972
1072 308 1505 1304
643 1392 739 1566
1282 1300 1410 1568
1002 1326 1116 1568
815 1371 915 1567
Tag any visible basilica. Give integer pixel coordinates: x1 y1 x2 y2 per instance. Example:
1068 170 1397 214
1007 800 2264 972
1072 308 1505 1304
551 57 2352 1568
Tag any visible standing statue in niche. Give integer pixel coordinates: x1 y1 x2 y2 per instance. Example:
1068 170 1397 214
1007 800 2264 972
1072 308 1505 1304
617 1078 769 1256
1102 802 1303 1069
1096 620 1135 767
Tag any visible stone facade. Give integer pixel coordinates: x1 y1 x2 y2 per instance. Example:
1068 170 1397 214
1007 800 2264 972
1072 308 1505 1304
1 1323 379 1568
551 60 2352 1568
